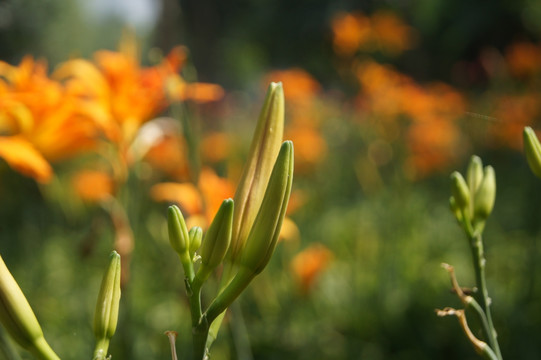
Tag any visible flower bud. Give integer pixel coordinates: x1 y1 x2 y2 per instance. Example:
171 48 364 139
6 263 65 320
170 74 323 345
450 171 470 211
473 166 496 221
467 155 483 195
188 226 203 259
93 251 121 359
230 82 285 264
205 142 294 323
240 141 294 275
523 126 541 179
0 255 59 359
199 199 234 273
168 205 190 256
449 196 463 222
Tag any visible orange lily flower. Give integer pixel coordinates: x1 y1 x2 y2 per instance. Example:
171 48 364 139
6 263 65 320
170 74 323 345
0 57 106 182
291 243 333 295
150 167 235 228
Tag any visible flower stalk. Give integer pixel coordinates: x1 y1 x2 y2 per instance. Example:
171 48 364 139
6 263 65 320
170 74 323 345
444 155 502 360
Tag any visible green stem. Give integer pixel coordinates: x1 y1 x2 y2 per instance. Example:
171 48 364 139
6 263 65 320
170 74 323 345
468 231 502 360
187 268 212 360
192 316 209 360
205 269 254 325
29 337 60 360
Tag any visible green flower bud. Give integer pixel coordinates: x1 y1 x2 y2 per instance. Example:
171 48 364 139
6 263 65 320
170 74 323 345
523 126 541 179
199 199 234 273
450 171 470 211
0 255 59 360
449 196 463 222
240 141 294 275
189 226 203 259
168 205 190 256
473 166 496 221
467 155 484 195
205 142 294 323
230 82 285 264
93 251 121 360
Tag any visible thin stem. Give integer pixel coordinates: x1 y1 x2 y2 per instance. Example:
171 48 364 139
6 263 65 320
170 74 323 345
469 233 502 360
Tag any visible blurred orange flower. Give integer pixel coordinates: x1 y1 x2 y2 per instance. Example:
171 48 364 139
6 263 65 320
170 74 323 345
356 61 466 176
285 124 327 173
505 41 541 78
150 167 235 227
490 94 540 149
291 243 333 294
0 57 105 182
264 68 321 105
331 11 415 57
200 132 231 163
72 170 114 202
331 12 372 56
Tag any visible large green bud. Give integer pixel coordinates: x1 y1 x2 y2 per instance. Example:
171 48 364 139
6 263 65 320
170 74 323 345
0 255 60 360
230 82 285 264
239 141 294 274
205 141 294 323
93 251 121 360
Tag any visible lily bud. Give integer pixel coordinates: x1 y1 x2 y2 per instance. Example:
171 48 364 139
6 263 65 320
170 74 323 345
240 141 294 275
467 155 484 195
199 199 234 274
230 82 285 264
93 251 121 360
449 196 463 222
523 126 541 179
188 226 203 259
450 171 470 211
0 256 59 360
168 205 190 256
473 166 496 221
205 141 294 323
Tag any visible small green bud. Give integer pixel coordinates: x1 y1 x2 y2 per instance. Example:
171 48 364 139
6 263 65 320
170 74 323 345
93 251 121 359
240 141 294 275
473 166 496 221
230 82 285 264
523 126 541 179
168 205 190 256
467 155 484 195
188 226 203 259
450 171 470 210
199 199 234 272
0 255 59 359
449 196 463 222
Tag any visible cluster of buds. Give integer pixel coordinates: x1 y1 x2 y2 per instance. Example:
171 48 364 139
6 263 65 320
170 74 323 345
449 155 496 235
166 82 294 360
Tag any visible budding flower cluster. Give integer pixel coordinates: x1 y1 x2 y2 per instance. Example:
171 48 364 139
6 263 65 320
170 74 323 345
450 155 496 233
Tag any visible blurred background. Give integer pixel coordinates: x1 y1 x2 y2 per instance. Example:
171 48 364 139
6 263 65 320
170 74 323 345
2 0 541 359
